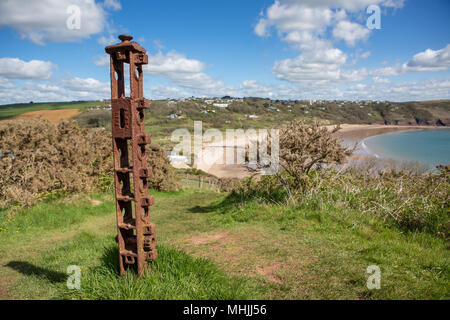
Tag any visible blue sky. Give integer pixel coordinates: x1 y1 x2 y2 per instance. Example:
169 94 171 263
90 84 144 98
0 0 449 103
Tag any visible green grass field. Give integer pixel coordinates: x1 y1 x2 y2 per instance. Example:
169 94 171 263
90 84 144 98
1 189 448 300
0 101 105 120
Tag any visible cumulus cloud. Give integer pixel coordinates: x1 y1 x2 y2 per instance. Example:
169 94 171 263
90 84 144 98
93 55 110 66
254 0 399 48
0 58 54 80
272 47 369 83
0 75 111 105
255 1 407 86
149 86 190 100
254 2 335 38
372 44 450 76
60 75 110 94
343 78 450 101
143 51 225 94
239 80 275 98
0 77 14 89
0 0 111 45
332 21 370 46
277 0 404 11
373 76 391 84
404 44 450 72
98 34 117 46
255 1 391 86
103 0 121 11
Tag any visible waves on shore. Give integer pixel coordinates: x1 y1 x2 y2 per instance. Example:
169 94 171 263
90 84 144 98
355 128 450 170
360 140 379 158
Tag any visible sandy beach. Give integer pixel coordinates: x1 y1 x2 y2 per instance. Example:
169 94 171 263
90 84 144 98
331 124 442 142
172 124 446 178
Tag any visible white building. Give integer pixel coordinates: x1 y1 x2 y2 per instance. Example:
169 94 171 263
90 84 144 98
213 103 229 108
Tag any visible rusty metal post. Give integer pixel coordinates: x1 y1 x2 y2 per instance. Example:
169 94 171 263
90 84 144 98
105 35 157 277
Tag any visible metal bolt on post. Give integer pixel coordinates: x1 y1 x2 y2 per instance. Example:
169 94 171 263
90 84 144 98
105 35 157 277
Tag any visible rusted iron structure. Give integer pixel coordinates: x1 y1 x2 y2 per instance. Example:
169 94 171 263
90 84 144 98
105 35 157 277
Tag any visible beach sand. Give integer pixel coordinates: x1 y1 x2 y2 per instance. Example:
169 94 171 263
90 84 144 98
178 124 445 178
331 124 439 141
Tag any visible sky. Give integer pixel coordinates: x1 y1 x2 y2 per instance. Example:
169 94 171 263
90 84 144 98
0 0 449 104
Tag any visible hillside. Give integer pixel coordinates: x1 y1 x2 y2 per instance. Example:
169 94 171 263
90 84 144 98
0 110 448 300
6 98 442 147
0 189 448 299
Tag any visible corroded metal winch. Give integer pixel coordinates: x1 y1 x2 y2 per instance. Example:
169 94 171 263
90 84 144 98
105 35 157 277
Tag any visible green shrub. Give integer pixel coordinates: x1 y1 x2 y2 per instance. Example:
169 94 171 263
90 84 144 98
228 167 449 239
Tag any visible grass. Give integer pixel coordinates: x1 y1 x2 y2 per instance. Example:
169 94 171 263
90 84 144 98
204 196 449 299
0 191 265 299
0 189 448 299
0 101 106 120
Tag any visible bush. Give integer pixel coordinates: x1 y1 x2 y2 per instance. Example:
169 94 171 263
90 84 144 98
263 120 352 199
72 110 112 129
227 121 449 238
0 119 179 209
229 166 449 239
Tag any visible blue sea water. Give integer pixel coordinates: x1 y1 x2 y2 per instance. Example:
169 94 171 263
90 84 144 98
361 128 450 170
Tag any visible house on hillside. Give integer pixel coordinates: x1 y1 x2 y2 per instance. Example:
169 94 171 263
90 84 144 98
213 103 229 108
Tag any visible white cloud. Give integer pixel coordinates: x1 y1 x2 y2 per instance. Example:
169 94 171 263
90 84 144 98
0 77 14 89
103 0 121 11
373 76 391 84
153 40 165 51
145 52 205 76
255 2 334 38
0 0 110 45
371 66 400 77
272 47 370 83
0 58 54 80
332 21 370 46
254 0 400 48
372 44 450 76
254 1 409 88
143 51 225 94
343 78 450 101
93 55 110 66
98 34 117 46
255 1 395 86
360 51 371 59
239 80 274 97
340 68 369 82
149 86 190 100
0 75 111 105
60 75 110 94
404 44 450 72
277 0 404 11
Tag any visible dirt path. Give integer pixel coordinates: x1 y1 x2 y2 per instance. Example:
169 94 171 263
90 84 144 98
13 109 81 124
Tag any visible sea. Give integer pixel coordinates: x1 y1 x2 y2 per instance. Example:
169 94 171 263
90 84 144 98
358 128 450 170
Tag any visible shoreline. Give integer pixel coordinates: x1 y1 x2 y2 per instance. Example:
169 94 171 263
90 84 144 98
174 124 448 177
334 124 448 166
332 124 446 142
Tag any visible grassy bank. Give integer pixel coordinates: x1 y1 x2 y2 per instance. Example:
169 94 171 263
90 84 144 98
0 189 448 299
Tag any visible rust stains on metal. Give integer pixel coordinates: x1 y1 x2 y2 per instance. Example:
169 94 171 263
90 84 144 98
105 35 156 277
